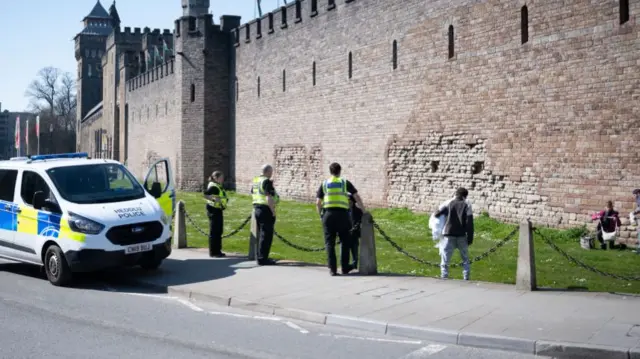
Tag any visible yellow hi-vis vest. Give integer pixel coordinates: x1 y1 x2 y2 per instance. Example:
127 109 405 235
206 181 228 209
322 176 349 209
252 176 280 205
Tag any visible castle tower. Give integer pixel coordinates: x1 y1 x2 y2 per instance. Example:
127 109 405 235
174 0 240 189
74 0 112 150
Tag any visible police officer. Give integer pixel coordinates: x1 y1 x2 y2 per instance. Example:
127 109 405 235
316 162 365 276
251 164 279 265
203 171 228 258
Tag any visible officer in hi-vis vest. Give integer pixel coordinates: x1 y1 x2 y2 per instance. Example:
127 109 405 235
316 162 365 276
251 164 280 265
203 171 228 257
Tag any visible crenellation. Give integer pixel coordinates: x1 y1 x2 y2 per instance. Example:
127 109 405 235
77 0 640 236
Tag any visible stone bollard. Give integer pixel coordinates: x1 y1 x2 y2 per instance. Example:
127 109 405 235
516 219 536 291
173 200 187 249
248 209 258 262
358 212 378 275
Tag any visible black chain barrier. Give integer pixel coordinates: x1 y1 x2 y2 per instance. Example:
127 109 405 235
274 231 326 252
534 228 640 281
183 209 252 239
372 220 519 268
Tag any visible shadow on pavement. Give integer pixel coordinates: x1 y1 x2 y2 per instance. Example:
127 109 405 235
97 257 248 294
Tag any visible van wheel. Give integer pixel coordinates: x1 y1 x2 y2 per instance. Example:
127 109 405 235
44 245 72 286
139 258 162 271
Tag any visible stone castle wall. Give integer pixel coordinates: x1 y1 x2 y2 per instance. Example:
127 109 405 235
125 61 179 180
233 0 640 237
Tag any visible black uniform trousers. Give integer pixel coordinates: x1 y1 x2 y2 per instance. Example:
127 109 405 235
254 205 275 260
350 226 361 268
322 209 352 273
207 205 224 255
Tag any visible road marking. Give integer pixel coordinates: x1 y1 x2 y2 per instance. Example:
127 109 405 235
402 344 447 357
176 298 204 312
285 321 309 334
103 286 310 334
319 333 423 345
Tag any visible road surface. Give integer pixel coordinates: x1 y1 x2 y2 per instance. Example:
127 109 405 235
0 260 547 359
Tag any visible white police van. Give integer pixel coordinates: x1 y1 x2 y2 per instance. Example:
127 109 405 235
0 152 175 286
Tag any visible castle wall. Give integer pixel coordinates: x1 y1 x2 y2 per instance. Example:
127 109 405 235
125 61 179 180
233 0 640 232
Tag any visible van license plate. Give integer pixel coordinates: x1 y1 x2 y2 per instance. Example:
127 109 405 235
125 243 153 254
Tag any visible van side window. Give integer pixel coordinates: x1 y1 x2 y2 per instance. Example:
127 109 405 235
0 169 18 202
21 171 53 206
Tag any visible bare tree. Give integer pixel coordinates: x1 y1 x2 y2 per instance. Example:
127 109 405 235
24 66 77 153
25 67 60 115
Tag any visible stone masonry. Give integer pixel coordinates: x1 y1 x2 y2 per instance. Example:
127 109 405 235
233 0 640 238
76 0 640 237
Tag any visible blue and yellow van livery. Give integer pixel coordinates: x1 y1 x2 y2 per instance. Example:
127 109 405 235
0 153 175 287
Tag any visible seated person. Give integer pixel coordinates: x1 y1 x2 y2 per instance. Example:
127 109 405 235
591 200 622 250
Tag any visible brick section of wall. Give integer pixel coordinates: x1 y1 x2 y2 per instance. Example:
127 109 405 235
125 70 179 181
234 0 640 236
204 29 233 189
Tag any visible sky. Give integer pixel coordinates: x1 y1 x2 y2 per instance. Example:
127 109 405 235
0 0 285 112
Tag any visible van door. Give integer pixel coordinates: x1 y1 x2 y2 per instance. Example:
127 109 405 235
143 158 175 220
14 170 63 262
0 169 20 256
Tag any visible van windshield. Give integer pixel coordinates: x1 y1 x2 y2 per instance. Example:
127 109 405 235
46 163 146 204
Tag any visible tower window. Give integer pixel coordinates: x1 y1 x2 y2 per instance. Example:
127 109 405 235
283 70 286 92
448 25 454 59
348 52 352 79
521 5 529 44
620 0 629 24
392 40 398 70
257 77 260 97
190 84 195 102
311 0 318 15
268 13 274 32
188 17 196 31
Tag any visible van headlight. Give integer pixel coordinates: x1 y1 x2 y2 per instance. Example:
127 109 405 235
68 212 105 235
161 213 170 225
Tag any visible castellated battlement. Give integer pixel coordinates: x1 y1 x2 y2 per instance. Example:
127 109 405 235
233 0 343 47
126 59 175 93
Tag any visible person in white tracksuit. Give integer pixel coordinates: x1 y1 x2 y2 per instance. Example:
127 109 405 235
433 188 474 280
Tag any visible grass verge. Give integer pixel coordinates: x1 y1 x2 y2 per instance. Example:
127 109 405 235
178 191 640 294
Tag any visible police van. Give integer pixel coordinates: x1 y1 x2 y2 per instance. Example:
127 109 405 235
0 152 175 286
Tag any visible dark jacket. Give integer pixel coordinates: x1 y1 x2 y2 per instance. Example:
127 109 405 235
436 197 474 243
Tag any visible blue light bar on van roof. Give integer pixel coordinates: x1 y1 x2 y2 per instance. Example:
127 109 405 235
29 152 89 161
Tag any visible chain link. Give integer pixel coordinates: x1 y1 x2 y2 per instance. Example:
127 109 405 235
274 230 326 252
534 228 640 281
182 209 251 239
372 220 518 268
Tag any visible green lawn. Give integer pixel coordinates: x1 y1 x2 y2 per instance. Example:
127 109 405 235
178 191 640 294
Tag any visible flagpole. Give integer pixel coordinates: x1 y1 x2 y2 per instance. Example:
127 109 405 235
37 120 40 155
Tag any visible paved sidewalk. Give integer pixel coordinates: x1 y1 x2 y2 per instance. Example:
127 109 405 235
122 249 640 358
